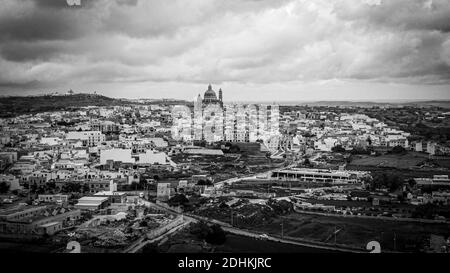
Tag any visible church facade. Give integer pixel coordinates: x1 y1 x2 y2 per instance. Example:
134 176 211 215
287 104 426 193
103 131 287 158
172 85 280 143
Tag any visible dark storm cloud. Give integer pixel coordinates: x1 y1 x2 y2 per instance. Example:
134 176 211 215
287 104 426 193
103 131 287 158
0 11 82 42
334 0 450 33
0 0 449 95
0 0 98 42
32 0 79 8
0 80 42 88
98 0 291 38
116 0 138 6
0 41 62 62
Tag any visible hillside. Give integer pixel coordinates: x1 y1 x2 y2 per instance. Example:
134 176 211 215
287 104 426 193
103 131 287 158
278 100 450 109
0 93 127 118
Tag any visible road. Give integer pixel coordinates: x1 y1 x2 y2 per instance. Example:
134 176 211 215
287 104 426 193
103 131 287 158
123 235 147 253
293 208 450 224
214 161 298 189
136 161 372 253
220 226 362 253
124 219 192 253
184 212 365 253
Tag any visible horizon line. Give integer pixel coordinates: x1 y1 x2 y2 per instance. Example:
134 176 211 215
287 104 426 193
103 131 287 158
1 92 450 104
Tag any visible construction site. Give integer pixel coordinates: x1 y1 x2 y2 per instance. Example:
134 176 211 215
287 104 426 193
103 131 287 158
53 206 180 253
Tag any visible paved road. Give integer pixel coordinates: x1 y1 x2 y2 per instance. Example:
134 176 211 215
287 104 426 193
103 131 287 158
221 226 363 253
293 208 450 224
139 186 368 253
214 162 298 189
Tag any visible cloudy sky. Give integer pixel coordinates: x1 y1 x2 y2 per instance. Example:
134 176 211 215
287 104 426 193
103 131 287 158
0 0 449 101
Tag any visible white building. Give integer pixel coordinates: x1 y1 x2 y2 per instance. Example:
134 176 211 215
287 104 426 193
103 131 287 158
66 131 105 147
0 174 21 191
38 194 69 204
0 135 11 145
172 86 280 143
138 150 168 165
0 152 18 164
314 138 338 152
157 183 171 201
271 168 369 184
149 138 168 148
100 149 135 165
75 196 109 211
40 137 62 146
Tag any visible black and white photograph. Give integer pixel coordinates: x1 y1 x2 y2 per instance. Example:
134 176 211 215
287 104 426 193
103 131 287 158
0 0 450 265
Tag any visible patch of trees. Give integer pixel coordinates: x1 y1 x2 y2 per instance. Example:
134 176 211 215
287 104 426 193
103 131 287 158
61 182 88 193
120 181 145 191
0 94 125 118
411 123 450 143
142 244 160 253
0 182 10 194
267 199 294 215
220 142 241 153
369 173 404 192
189 221 227 245
411 204 446 219
389 145 407 154
194 140 207 147
302 132 316 138
29 181 58 194
350 147 372 155
303 158 312 167
55 121 76 127
197 179 213 186
168 194 189 207
331 145 346 153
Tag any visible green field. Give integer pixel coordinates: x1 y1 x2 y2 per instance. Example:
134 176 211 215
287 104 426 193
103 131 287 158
216 234 334 253
253 212 450 252
435 159 450 169
350 153 427 169
148 232 335 253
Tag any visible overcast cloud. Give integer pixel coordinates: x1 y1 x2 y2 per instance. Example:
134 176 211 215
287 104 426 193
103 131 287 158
0 0 449 101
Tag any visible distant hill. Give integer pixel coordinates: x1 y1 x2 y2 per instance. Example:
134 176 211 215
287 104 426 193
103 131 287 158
0 93 195 118
0 93 128 118
278 100 450 109
402 101 450 109
1 93 448 118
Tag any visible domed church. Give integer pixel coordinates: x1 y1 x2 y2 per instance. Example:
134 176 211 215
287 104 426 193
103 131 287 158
201 84 223 107
192 84 224 141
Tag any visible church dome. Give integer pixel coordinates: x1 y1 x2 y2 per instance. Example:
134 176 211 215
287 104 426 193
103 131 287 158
204 84 218 101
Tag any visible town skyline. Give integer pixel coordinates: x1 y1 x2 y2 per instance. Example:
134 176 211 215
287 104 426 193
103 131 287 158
1 83 450 102
0 0 449 101
3 0 450 261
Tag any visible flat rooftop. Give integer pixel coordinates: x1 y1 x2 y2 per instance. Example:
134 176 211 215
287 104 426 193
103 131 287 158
39 222 60 228
272 168 358 177
94 191 126 196
77 196 109 202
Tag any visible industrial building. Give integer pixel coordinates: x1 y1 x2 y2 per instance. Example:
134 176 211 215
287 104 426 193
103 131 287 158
0 205 81 235
270 168 369 184
75 196 110 211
